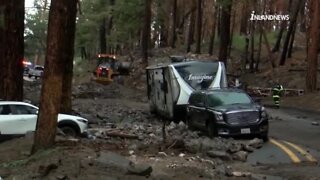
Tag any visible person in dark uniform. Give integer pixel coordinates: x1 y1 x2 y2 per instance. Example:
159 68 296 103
272 84 284 108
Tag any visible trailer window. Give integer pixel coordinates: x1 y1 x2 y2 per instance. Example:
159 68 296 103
174 62 218 90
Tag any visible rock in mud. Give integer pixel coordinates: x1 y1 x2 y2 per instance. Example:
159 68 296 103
247 138 263 149
228 143 242 153
232 151 248 162
225 166 234 177
56 175 68 180
200 138 218 153
185 139 201 153
38 163 58 177
96 151 152 176
95 151 131 171
242 144 255 152
127 163 153 176
232 171 251 177
207 150 232 161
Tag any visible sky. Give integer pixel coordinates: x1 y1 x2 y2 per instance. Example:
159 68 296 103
25 0 34 8
25 0 35 14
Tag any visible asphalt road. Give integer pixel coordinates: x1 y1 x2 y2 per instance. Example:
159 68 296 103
268 107 320 150
249 108 320 163
247 106 320 179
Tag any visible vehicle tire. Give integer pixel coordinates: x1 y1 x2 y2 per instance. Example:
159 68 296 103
186 117 195 131
261 134 269 142
207 120 217 138
113 76 124 85
60 126 78 137
28 74 32 78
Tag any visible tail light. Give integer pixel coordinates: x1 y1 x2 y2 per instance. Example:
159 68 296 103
96 67 102 75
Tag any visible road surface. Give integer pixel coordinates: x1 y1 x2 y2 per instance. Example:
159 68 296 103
246 106 320 179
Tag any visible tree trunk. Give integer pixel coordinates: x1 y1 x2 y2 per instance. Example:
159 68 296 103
239 0 248 35
0 0 24 101
228 8 235 58
244 35 249 70
32 0 78 153
160 24 168 47
195 0 202 54
306 0 320 92
99 18 107 54
287 21 297 58
256 0 266 71
187 1 196 53
106 0 115 53
299 1 306 32
142 0 151 65
217 6 221 37
80 46 88 59
249 20 255 73
170 0 177 48
279 0 304 66
272 0 292 52
208 4 218 55
60 7 77 114
261 25 276 68
218 0 232 67
272 21 286 52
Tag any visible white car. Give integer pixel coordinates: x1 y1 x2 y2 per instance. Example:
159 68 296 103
28 65 44 79
0 101 88 136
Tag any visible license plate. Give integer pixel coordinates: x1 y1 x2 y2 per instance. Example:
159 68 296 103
241 128 251 134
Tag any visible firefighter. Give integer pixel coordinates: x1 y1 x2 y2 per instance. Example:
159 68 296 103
272 84 284 108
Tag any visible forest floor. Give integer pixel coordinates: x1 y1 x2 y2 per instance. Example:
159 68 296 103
1 45 320 179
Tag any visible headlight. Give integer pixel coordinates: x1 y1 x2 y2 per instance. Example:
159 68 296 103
261 107 267 118
215 112 224 121
77 118 88 124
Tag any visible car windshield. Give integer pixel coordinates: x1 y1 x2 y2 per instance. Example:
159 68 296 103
207 91 252 107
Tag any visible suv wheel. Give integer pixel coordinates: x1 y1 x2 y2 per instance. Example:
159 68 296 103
207 120 217 138
261 134 269 142
186 117 195 131
60 126 77 137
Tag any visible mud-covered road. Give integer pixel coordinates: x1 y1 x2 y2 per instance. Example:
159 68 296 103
1 78 320 179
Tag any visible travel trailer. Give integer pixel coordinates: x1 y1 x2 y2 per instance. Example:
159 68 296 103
146 59 227 122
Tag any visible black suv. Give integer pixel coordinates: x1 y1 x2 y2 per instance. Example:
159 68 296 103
186 89 268 141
